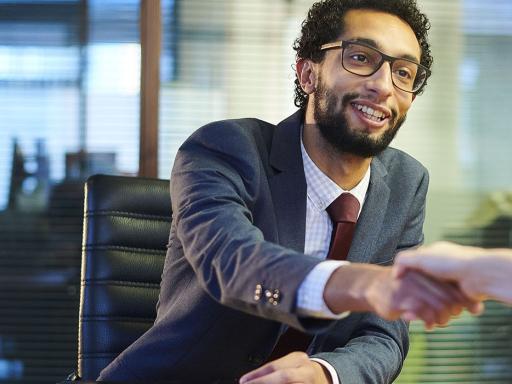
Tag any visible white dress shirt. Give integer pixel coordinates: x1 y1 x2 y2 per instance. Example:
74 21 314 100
295 137 371 384
297 138 370 317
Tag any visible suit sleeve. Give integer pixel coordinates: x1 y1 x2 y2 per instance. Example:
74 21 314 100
312 167 429 384
170 120 328 330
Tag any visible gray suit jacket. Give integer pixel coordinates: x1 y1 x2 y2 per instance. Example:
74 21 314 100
99 110 429 384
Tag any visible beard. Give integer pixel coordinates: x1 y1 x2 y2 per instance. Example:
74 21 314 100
313 79 407 158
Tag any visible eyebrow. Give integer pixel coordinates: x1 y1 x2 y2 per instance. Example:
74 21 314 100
347 37 420 63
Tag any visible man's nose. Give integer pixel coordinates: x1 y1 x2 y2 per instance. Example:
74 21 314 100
365 61 394 98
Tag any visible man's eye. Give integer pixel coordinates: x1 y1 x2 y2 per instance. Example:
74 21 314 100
396 68 413 79
350 54 369 63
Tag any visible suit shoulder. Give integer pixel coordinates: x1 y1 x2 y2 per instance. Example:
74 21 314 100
193 117 275 143
182 117 275 155
377 147 428 178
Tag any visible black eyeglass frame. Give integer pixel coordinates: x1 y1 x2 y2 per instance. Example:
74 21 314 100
319 40 431 94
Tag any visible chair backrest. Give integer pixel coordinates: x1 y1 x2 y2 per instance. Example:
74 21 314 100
78 174 171 380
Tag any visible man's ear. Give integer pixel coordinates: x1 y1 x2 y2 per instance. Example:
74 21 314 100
296 58 317 95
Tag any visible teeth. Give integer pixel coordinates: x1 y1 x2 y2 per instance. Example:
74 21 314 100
354 103 386 121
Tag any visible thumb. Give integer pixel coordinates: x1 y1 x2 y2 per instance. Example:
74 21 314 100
392 263 408 278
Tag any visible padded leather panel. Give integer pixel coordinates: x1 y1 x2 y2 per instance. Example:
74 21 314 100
82 248 163 282
84 215 170 251
78 174 171 380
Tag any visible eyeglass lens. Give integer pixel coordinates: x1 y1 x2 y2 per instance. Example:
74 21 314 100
342 42 426 92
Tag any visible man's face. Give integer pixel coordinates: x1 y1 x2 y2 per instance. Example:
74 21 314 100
311 9 422 157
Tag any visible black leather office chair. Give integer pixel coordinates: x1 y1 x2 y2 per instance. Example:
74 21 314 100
73 174 171 381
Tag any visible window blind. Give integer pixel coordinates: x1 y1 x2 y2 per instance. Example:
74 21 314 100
0 1 141 383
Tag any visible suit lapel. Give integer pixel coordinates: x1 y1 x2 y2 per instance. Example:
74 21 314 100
267 110 391 261
268 111 307 253
347 156 390 263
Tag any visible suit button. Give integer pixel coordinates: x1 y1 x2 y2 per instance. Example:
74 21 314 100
266 289 281 305
254 284 263 301
272 289 280 304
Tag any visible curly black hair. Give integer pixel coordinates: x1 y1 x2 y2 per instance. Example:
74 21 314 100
293 0 433 109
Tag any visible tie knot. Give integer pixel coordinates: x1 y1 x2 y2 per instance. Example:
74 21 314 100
326 193 360 224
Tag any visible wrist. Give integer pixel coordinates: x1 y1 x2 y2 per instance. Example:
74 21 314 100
470 251 512 302
311 360 333 384
323 264 381 314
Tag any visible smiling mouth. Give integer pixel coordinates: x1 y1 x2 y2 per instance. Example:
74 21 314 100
352 103 389 123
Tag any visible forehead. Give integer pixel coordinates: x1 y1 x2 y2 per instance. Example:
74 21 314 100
340 9 421 61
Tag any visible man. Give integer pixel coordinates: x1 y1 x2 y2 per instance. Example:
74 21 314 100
396 241 512 307
99 1 476 383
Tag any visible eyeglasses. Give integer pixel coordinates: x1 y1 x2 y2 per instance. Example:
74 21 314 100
320 40 431 94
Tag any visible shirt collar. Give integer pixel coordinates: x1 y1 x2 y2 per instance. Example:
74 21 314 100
300 134 370 216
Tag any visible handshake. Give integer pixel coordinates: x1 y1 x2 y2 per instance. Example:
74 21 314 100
324 241 512 329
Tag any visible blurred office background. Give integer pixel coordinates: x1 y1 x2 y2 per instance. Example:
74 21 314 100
0 0 511 383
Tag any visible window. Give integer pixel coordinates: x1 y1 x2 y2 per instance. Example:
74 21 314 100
0 1 141 382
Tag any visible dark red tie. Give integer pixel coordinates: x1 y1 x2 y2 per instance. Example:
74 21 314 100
326 193 360 260
267 193 360 360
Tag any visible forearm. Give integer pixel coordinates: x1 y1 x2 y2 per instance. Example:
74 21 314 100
469 250 512 304
312 314 408 384
396 242 512 305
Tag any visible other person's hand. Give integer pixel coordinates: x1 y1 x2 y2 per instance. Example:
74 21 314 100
395 241 512 305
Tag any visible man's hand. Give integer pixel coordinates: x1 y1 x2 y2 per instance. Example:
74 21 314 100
239 352 331 384
366 267 481 327
323 263 481 329
394 242 486 300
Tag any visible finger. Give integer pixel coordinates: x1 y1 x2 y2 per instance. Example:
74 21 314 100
414 286 461 325
397 273 461 325
392 264 408 278
449 304 464 317
399 296 441 328
401 311 435 330
402 307 453 328
395 250 420 267
423 281 469 316
442 283 472 307
404 271 469 309
240 367 307 384
467 301 485 315
240 365 274 383
399 272 484 327
240 361 282 383
446 292 479 316
401 293 457 329
400 272 451 309
239 352 308 383
411 272 483 319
